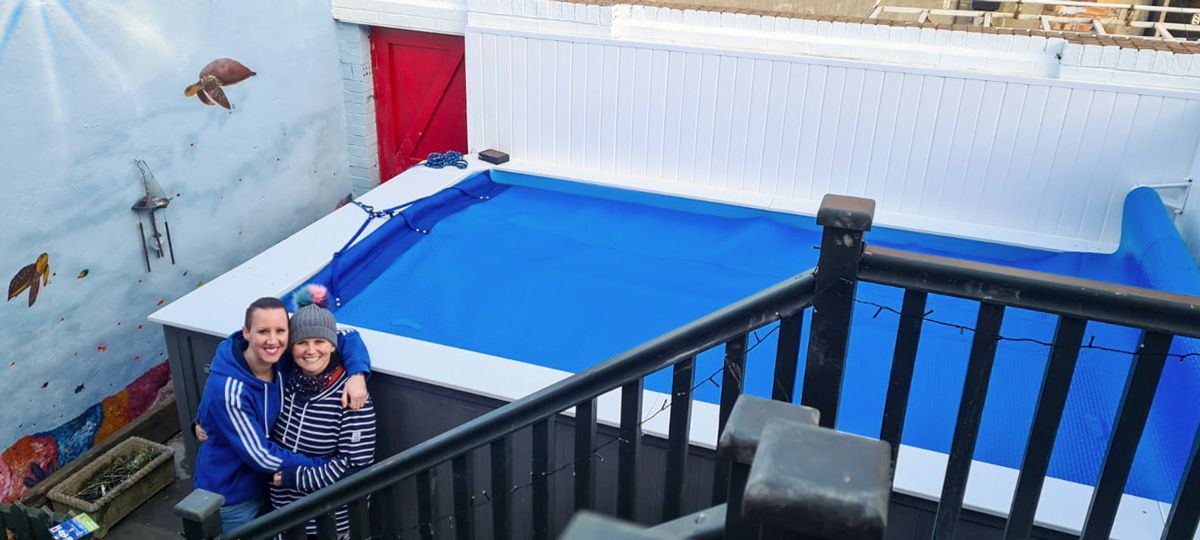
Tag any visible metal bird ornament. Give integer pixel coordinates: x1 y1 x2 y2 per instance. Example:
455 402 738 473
8 253 50 307
184 58 256 110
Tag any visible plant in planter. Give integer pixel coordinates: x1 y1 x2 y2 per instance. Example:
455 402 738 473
46 437 174 538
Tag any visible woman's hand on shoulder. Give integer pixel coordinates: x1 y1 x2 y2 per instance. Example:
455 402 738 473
343 373 369 410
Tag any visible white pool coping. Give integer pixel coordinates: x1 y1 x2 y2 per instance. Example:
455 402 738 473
149 156 1179 539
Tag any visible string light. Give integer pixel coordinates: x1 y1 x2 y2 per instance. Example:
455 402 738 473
852 297 1200 362
321 276 1198 537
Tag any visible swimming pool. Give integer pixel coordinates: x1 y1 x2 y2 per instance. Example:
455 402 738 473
295 168 1200 504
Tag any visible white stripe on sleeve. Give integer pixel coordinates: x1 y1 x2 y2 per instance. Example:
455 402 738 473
224 379 282 469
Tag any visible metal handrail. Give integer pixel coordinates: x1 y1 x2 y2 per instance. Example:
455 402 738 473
228 271 819 538
855 242 1200 540
859 245 1200 339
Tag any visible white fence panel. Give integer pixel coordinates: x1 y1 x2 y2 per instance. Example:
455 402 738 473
465 27 1200 250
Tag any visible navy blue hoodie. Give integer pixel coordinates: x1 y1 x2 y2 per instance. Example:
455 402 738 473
193 328 371 506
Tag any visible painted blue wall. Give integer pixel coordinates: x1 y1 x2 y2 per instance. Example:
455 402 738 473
0 0 354 496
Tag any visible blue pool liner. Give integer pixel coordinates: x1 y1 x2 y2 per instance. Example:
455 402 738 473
291 170 1200 502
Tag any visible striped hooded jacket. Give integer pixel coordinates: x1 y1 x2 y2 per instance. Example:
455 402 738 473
269 360 376 536
193 329 371 506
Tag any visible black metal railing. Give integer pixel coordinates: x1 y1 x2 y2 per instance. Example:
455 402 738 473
853 244 1200 540
200 271 819 539
179 192 1200 540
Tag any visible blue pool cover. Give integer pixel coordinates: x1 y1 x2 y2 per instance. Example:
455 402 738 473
301 170 1200 502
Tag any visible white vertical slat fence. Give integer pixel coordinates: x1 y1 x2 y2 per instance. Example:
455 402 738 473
464 25 1200 249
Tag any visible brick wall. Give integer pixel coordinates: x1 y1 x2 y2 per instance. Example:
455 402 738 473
337 21 381 195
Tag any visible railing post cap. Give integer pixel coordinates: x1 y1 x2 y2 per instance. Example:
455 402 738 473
817 194 876 231
174 488 224 523
647 504 727 537
717 395 820 464
559 511 672 539
743 418 891 539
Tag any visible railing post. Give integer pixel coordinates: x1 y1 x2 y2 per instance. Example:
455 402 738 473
558 511 662 539
742 418 891 540
616 379 644 522
416 469 437 540
174 489 224 540
532 418 554 540
1 503 65 540
574 398 598 512
1163 420 1200 539
662 356 696 521
713 334 749 506
490 437 513 539
452 454 475 540
1081 331 1174 540
562 506 730 539
718 395 820 539
805 194 875 428
0 504 32 540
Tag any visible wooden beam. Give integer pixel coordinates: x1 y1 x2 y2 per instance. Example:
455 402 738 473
1133 3 1199 15
1022 0 1132 10
1131 20 1200 32
881 6 928 14
1019 13 1103 23
1153 0 1172 36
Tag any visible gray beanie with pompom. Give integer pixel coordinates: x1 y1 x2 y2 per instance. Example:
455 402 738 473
290 284 337 346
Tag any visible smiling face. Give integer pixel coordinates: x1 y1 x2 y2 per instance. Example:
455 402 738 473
242 307 289 368
291 338 336 376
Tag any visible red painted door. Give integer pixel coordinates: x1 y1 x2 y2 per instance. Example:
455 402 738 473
371 28 468 182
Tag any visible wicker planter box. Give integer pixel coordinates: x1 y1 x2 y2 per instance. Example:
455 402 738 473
46 436 175 538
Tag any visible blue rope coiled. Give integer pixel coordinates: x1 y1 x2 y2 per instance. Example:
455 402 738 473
424 151 468 169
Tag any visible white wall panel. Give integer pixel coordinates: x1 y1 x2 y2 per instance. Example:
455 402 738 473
465 28 1200 249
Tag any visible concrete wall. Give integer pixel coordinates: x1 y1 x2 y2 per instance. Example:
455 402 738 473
0 0 353 501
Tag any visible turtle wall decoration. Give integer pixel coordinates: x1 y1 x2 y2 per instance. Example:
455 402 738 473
184 58 256 110
7 253 51 307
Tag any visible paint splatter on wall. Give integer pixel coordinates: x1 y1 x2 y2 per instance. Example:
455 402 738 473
0 364 172 501
0 0 355 502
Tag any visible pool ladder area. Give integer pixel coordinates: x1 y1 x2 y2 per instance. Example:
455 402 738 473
178 194 1200 540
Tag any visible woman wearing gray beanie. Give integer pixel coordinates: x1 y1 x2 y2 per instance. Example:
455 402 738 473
268 285 377 538
192 289 374 535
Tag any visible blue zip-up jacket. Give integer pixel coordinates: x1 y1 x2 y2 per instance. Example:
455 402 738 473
194 328 371 505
